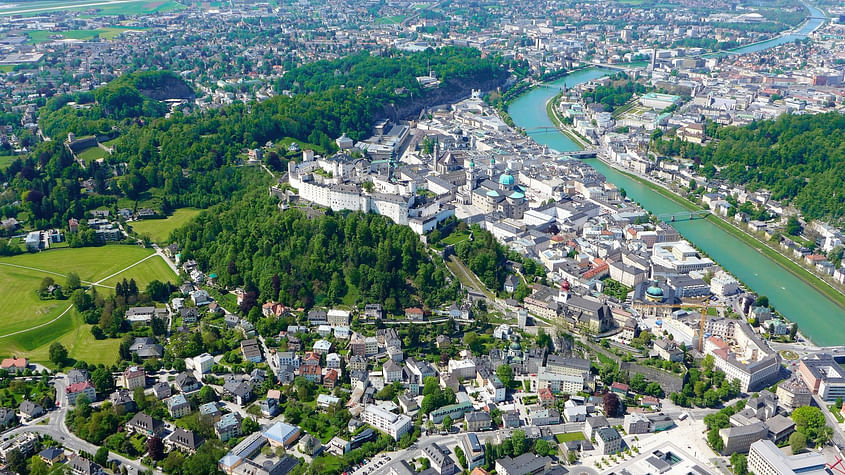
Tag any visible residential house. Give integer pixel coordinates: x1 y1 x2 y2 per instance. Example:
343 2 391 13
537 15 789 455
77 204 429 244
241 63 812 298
168 394 192 418
215 413 242 442
240 339 263 363
596 427 622 454
1 357 28 374
127 412 164 437
17 400 44 422
259 398 280 418
39 446 65 465
383 360 403 383
495 453 552 475
299 364 322 384
364 304 384 320
222 380 253 406
327 309 350 327
122 366 146 390
67 369 90 385
405 307 424 320
422 443 458 475
199 402 222 422
181 307 199 324
465 411 492 431
66 381 97 405
323 370 338 389
0 407 16 428
109 389 137 412
175 372 202 393
165 428 204 454
68 455 104 475
129 337 163 359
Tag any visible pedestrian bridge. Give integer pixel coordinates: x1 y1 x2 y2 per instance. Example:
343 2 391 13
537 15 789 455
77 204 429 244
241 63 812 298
656 210 711 222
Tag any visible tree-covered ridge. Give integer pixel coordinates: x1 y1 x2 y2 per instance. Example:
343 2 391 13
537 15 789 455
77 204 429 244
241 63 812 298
39 71 191 137
0 47 505 231
276 47 508 103
654 112 845 221
171 192 462 312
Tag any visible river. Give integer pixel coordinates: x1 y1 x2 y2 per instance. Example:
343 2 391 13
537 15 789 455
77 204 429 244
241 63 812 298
721 3 826 56
507 15 845 346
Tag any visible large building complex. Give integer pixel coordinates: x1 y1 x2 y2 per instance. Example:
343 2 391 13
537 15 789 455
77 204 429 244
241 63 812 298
361 405 413 441
748 440 828 475
798 353 845 402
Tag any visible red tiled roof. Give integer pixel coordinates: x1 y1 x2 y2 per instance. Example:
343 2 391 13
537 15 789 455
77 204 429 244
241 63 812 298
1 357 27 369
67 381 94 393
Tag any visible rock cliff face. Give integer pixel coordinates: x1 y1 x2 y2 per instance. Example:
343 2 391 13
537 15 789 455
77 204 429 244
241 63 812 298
377 74 507 121
136 75 195 101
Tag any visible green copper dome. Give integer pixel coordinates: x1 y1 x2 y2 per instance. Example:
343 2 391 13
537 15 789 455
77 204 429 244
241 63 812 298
499 171 515 186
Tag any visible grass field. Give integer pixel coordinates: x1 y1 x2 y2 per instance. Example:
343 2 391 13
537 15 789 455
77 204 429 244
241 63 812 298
555 432 586 443
77 146 109 163
6 309 121 367
0 155 19 170
375 15 406 24
97 253 176 289
0 265 72 336
100 137 122 148
129 208 201 244
26 27 145 44
0 0 185 16
0 246 163 284
0 246 176 361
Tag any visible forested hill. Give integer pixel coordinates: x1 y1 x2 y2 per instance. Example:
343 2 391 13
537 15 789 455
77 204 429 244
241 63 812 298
653 112 845 222
1 47 506 231
171 190 462 313
277 47 508 98
39 70 192 138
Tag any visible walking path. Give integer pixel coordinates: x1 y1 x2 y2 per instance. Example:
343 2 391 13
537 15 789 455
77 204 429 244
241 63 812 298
0 262 105 288
0 252 161 340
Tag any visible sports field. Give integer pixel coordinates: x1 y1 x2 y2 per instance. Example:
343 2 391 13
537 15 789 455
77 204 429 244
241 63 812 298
77 146 109 163
0 245 176 364
129 208 201 244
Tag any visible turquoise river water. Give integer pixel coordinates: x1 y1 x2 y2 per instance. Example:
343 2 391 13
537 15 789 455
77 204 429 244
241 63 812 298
507 34 844 346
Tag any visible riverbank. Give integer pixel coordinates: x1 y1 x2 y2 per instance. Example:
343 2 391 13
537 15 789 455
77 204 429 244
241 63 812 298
594 156 845 314
545 93 592 148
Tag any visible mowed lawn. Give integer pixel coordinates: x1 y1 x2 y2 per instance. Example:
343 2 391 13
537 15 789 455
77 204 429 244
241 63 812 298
0 245 176 361
0 265 72 335
130 208 201 244
76 146 109 163
26 27 145 44
97 253 176 289
0 245 160 284
5 309 121 367
0 155 19 170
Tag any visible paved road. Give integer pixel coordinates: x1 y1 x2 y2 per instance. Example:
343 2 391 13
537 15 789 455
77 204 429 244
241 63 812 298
814 394 845 449
151 244 180 275
1 375 162 475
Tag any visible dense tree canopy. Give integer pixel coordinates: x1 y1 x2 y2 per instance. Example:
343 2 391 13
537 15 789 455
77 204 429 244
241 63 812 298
0 47 505 233
171 191 461 312
653 113 845 221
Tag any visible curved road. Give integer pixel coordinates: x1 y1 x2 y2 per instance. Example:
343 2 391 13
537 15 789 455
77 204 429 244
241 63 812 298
1 375 162 474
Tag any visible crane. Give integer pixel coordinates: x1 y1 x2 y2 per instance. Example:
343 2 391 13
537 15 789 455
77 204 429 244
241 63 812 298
633 298 726 351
